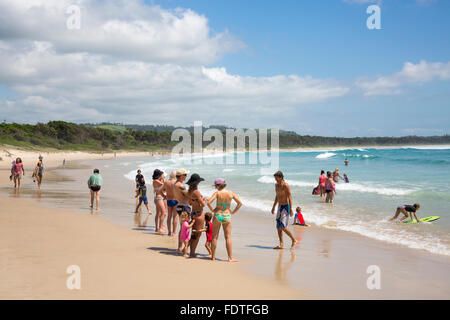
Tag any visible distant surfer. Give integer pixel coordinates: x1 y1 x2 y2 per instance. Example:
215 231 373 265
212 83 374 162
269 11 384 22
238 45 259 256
344 158 349 166
389 204 421 223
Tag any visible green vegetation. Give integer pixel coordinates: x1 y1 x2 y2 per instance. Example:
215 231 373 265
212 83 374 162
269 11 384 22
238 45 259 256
1 121 449 151
0 121 174 151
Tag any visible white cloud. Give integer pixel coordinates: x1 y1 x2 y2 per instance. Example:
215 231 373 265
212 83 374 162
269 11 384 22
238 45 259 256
0 42 349 126
0 0 243 65
356 60 450 96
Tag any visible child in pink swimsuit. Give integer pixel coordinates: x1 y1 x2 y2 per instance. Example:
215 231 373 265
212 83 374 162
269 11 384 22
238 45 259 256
180 212 194 257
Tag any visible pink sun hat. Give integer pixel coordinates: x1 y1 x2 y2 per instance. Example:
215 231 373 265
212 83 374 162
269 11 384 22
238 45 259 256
212 178 226 186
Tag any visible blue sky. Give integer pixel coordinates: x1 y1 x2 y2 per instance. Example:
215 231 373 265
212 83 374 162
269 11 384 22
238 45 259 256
0 0 449 136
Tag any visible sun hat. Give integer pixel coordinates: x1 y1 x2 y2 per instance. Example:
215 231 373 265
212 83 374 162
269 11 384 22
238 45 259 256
176 168 190 176
186 173 205 186
152 169 164 180
212 178 226 186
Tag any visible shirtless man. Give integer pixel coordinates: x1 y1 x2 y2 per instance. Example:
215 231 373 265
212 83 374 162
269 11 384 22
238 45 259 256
173 168 191 253
271 171 297 249
164 171 178 236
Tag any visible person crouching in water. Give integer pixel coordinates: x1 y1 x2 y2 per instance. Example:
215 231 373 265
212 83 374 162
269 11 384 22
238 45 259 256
293 207 309 226
389 204 421 223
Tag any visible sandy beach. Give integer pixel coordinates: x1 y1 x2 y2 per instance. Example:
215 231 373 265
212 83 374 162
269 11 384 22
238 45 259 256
1 147 449 299
0 184 301 300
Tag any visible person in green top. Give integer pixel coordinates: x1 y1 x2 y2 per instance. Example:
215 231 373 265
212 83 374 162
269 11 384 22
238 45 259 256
88 169 103 210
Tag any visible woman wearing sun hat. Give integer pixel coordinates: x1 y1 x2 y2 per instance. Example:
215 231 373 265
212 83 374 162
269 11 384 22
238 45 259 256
207 178 242 262
186 173 206 257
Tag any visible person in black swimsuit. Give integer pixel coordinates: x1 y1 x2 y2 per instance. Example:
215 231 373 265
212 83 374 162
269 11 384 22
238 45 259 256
389 204 421 223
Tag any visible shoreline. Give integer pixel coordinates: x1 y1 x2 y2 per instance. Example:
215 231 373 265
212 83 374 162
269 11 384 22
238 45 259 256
2 143 449 170
1 158 449 299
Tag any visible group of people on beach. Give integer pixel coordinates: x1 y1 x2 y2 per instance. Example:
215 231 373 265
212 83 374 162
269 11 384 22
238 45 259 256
314 168 348 203
132 168 243 261
9 155 44 191
130 167 313 259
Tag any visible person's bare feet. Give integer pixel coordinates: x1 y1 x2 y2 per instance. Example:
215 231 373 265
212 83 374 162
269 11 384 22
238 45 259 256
273 245 284 250
228 258 239 262
290 239 298 249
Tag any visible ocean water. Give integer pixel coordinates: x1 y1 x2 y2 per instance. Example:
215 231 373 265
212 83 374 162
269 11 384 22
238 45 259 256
124 147 450 256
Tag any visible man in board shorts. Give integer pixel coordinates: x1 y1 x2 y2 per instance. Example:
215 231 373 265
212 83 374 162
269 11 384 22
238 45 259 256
271 171 297 249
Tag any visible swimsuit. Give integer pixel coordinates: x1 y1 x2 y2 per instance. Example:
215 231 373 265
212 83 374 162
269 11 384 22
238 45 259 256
205 221 213 242
90 185 101 192
276 204 290 229
137 185 148 205
180 221 190 242
153 184 164 203
214 198 232 223
167 200 178 207
215 212 231 224
319 175 326 187
176 204 191 216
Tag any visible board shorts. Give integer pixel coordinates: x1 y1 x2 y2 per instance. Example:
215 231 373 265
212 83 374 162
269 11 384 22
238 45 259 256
90 185 101 192
167 200 178 207
138 196 148 205
176 204 191 216
276 204 290 229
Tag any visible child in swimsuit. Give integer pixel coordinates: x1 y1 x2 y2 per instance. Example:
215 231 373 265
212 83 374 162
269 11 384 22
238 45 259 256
180 211 195 257
293 207 309 226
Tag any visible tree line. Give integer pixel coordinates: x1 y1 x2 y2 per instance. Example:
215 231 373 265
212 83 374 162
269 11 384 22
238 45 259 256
0 121 449 151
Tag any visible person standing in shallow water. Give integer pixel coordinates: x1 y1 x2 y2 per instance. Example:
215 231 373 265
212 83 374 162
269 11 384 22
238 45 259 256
271 171 297 250
88 169 103 210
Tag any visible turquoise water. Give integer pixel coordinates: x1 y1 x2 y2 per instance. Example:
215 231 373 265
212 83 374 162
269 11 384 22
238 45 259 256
125 147 450 256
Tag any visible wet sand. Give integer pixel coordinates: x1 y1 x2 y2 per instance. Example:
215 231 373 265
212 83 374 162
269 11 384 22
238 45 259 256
1 152 449 299
0 182 302 299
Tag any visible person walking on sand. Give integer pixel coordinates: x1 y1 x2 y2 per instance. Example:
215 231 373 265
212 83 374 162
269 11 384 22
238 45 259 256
152 169 166 234
12 158 25 190
173 168 191 253
164 171 178 236
325 171 336 203
187 173 206 258
271 171 297 250
32 160 44 190
88 169 103 210
389 204 421 223
135 179 152 227
207 178 242 262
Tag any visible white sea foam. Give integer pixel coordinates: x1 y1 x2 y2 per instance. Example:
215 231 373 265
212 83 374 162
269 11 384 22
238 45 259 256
330 222 450 256
335 182 415 196
315 152 336 159
257 176 316 188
